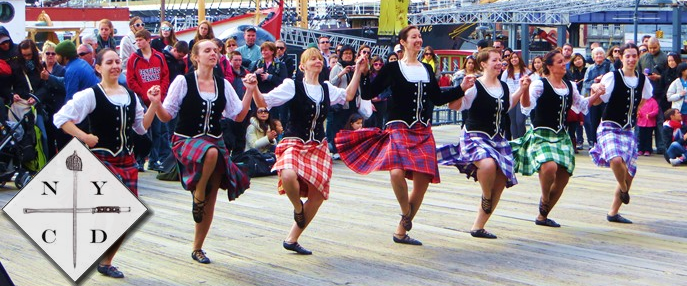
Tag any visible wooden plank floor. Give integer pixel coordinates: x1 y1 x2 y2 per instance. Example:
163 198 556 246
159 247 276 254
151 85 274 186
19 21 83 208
1 124 686 285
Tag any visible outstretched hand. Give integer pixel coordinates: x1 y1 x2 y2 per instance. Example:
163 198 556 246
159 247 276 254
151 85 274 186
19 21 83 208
355 55 369 74
243 73 258 89
147 85 162 105
460 75 476 91
590 83 605 97
519 75 531 88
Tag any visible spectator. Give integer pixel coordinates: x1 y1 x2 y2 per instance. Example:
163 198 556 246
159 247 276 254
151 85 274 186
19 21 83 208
607 45 622 70
40 41 67 158
328 54 338 71
327 45 360 156
529 55 544 80
476 39 488 53
151 21 178 53
82 34 98 54
77 43 95 67
502 51 530 139
126 29 170 171
188 20 214 51
661 53 681 111
585 42 600 64
11 39 48 156
642 35 651 46
637 96 659 156
681 40 687 55
566 108 584 153
568 53 587 148
0 58 10 76
638 36 669 154
638 44 648 58
236 26 260 69
225 38 238 54
245 107 277 153
275 40 295 78
421 46 440 76
343 113 364 131
492 40 504 54
583 46 614 148
55 40 99 103
0 25 18 104
666 62 687 126
96 19 117 53
453 55 480 127
661 108 687 165
562 43 573 68
252 41 287 122
222 51 251 155
212 38 233 83
318 36 333 64
394 44 404 60
366 56 389 129
269 118 284 143
387 52 398 62
163 41 189 83
120 16 145 75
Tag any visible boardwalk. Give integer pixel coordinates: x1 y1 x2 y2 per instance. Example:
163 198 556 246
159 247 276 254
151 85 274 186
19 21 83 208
1 125 686 285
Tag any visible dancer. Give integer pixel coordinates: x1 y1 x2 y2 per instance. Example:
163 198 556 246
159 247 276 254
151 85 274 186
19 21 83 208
336 25 468 245
590 43 653 224
53 49 160 278
511 50 603 227
437 48 527 239
155 40 252 263
247 47 366 255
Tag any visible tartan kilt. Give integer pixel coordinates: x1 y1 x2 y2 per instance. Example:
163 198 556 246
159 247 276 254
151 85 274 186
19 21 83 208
273 138 332 200
510 127 575 176
171 135 249 201
437 130 517 188
336 122 440 184
93 151 138 196
590 121 638 176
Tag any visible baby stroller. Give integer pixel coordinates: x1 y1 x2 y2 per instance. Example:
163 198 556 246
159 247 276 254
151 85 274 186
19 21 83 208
0 95 46 189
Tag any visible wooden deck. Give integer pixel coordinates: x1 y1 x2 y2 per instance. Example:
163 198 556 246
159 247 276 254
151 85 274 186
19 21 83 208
1 124 686 285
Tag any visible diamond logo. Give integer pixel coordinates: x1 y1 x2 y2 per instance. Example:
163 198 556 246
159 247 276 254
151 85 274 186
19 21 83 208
2 138 148 282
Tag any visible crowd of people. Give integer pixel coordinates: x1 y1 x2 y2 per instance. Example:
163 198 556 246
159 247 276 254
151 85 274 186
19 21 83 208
1 18 686 280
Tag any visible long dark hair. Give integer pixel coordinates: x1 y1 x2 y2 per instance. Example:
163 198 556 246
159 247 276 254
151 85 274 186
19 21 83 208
542 50 562 76
506 52 526 80
252 107 271 133
344 113 364 130
17 39 43 74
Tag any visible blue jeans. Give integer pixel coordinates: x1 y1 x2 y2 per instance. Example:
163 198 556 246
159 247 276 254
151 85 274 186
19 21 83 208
149 117 171 164
654 110 665 153
666 142 687 161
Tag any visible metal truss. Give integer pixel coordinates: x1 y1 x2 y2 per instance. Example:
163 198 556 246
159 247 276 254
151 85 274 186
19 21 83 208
409 0 660 26
281 26 389 55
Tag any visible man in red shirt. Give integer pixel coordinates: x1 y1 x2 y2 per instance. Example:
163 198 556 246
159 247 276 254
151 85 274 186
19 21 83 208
126 29 170 171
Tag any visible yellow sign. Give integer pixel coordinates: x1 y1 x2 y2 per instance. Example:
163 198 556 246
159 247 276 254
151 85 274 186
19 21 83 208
378 0 409 37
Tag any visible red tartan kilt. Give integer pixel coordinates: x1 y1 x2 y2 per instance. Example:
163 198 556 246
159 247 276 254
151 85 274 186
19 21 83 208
335 122 440 183
274 138 332 200
93 151 139 196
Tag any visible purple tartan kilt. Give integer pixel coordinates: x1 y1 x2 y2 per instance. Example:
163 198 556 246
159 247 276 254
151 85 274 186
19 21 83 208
436 130 517 188
335 122 440 183
171 135 250 201
590 121 638 176
93 151 139 196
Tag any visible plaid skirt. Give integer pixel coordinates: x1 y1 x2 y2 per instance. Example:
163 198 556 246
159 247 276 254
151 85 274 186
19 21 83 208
510 128 575 176
93 151 138 196
437 130 517 188
171 135 249 201
590 121 638 176
273 138 332 200
336 122 440 184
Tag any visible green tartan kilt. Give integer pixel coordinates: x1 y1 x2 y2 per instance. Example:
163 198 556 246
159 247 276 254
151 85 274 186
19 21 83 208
510 127 575 176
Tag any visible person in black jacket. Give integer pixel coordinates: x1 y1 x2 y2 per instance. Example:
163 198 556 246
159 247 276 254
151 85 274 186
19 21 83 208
662 108 687 165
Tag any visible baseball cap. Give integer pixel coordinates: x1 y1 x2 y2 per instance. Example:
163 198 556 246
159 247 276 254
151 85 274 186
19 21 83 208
246 26 257 32
0 36 10 44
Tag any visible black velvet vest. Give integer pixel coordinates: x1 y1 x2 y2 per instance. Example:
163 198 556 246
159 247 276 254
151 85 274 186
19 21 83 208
602 70 645 129
284 80 329 142
532 78 574 132
174 72 226 138
465 80 510 137
88 84 136 156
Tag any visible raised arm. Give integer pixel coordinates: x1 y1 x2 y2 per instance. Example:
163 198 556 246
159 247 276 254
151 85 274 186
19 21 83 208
511 75 531 110
345 56 368 102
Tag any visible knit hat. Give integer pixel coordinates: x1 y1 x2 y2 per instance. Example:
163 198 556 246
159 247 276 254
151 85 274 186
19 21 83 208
306 42 318 49
55 40 77 59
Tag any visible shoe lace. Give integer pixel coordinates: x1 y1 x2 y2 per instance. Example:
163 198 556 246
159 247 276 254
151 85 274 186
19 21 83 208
193 250 207 260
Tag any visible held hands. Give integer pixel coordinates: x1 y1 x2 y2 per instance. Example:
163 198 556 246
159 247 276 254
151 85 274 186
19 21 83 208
80 134 99 148
147 85 162 105
519 75 531 88
460 74 476 91
243 74 258 89
590 83 605 97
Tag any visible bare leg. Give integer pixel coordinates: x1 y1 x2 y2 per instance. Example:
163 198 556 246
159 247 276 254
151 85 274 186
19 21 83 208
609 174 634 216
192 172 221 250
280 169 304 213
471 159 507 231
537 162 570 221
394 172 432 237
285 183 325 243
609 157 629 193
542 166 570 220
389 169 410 216
100 234 125 266
193 148 219 205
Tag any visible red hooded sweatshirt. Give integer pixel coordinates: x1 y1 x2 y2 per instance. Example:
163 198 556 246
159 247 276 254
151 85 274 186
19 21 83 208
126 49 169 106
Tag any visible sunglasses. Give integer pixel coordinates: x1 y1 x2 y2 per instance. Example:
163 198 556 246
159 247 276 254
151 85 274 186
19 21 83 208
276 47 285 50
319 41 329 44
229 44 237 47
78 52 90 57
424 53 433 56
257 109 269 114
640 49 648 53
134 23 145 28
373 62 383 66
361 50 369 54
161 26 172 32
44 52 56 56
613 50 620 53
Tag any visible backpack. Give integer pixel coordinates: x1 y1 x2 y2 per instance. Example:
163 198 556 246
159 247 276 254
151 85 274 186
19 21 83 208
232 149 277 177
156 153 179 181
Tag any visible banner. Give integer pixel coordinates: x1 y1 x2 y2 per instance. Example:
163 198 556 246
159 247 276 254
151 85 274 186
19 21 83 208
378 0 409 37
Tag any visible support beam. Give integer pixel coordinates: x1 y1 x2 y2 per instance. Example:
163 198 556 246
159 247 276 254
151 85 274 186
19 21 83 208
557 26 566 47
521 23 530 64
672 6 681 53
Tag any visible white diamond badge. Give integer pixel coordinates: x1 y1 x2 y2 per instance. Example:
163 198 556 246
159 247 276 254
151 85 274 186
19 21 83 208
2 138 148 282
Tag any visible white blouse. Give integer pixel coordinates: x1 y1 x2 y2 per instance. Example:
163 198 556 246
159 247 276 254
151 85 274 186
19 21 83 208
163 73 244 120
599 70 653 102
262 78 348 109
53 84 147 135
398 61 430 83
458 79 505 112
523 79 590 116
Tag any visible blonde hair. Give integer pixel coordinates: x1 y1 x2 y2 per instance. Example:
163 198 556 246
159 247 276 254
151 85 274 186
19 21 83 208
299 48 324 71
190 39 217 70
42 41 57 53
